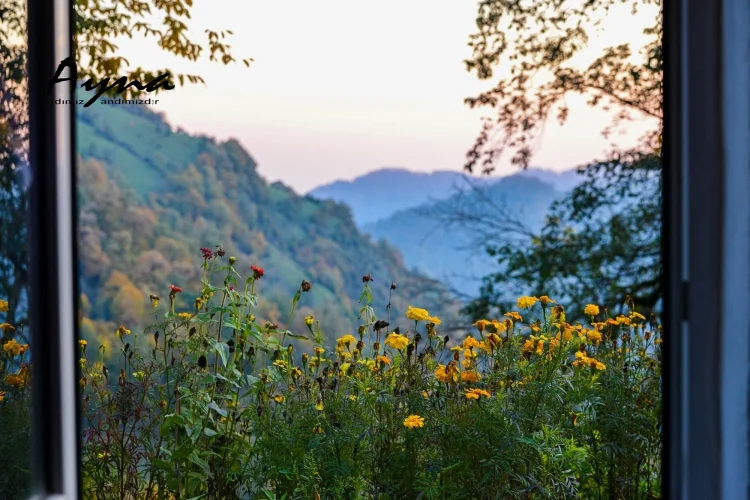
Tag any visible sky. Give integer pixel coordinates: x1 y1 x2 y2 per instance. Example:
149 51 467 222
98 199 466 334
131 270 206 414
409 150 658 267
110 0 660 194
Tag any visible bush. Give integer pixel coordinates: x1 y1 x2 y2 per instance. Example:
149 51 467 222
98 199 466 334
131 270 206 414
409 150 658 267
3 249 664 499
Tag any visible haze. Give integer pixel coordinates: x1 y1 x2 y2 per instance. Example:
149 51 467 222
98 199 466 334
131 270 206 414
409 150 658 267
110 0 659 193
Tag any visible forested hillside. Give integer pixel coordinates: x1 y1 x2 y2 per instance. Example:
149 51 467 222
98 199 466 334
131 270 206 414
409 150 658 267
75 103 455 354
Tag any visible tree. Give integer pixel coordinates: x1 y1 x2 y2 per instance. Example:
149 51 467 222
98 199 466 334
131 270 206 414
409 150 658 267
461 0 663 320
0 0 253 330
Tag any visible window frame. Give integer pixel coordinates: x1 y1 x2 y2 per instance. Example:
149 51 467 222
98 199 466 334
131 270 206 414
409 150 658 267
26 0 80 497
20 0 750 497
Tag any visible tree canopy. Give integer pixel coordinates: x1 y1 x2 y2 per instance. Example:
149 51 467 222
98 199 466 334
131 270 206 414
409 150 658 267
462 0 663 320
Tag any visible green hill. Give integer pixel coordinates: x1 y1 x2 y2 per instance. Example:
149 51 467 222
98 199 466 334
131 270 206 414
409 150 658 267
75 102 456 353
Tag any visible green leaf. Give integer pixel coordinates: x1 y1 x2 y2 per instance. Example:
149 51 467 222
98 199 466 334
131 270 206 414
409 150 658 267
207 401 227 417
203 428 218 437
281 330 307 340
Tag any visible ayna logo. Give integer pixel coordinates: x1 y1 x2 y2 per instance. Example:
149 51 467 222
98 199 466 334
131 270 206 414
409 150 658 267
47 56 175 108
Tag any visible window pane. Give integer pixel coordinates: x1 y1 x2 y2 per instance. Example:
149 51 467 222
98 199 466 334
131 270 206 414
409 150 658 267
0 0 33 497
74 1 663 498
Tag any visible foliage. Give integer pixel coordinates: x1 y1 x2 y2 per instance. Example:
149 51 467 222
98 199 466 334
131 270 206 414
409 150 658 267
9 250 659 499
0 300 32 500
462 0 663 321
75 104 456 358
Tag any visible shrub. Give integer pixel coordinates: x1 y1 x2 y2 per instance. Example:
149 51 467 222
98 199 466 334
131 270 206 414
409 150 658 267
3 250 664 499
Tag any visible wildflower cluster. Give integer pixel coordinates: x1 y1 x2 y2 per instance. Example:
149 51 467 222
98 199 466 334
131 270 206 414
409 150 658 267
7 248 665 499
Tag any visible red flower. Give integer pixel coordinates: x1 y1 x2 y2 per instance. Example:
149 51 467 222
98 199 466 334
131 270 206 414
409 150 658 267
169 284 182 293
362 273 373 283
251 265 264 280
200 247 214 260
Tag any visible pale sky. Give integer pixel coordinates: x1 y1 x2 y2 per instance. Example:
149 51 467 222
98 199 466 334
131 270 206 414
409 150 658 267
110 0 659 193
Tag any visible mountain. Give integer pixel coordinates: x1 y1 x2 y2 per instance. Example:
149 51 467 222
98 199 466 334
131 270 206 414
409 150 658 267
307 168 499 226
308 167 580 228
74 103 457 355
362 175 569 297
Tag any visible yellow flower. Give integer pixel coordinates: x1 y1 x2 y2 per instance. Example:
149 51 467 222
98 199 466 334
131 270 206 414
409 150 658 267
273 360 288 369
313 425 324 434
314 346 325 356
5 374 23 387
385 333 410 350
463 348 477 359
349 395 358 402
586 329 602 344
516 296 539 309
0 391 5 402
421 390 429 398
489 320 507 333
429 316 442 325
273 394 285 404
403 414 425 429
78 339 87 349
339 362 351 375
0 323 15 333
462 336 480 349
461 370 481 383
116 325 131 338
504 312 523 322
337 334 356 347
315 400 324 411
405 306 431 322
536 340 544 356
376 355 391 366
539 296 555 307
0 300 8 312
523 339 534 352
177 312 192 321
465 388 491 400
473 320 491 332
304 315 314 327
584 304 600 317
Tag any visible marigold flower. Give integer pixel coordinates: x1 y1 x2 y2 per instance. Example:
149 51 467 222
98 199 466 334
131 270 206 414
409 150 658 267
0 391 5 402
250 265 265 280
462 336 480 350
403 414 425 429
539 296 555 307
273 360 288 369
79 339 87 349
473 319 491 332
517 296 539 309
0 322 15 333
5 374 23 387
523 339 534 352
385 333 409 350
584 304 600 316
536 340 544 356
273 394 285 404
630 311 646 321
461 370 481 383
465 388 491 400
376 355 391 366
616 315 631 325
405 306 432 322
116 325 131 338
304 315 314 327
315 399 324 411
0 299 8 312
337 334 356 347
177 312 192 321
504 311 523 322
314 346 325 356
313 425 324 434
489 320 507 333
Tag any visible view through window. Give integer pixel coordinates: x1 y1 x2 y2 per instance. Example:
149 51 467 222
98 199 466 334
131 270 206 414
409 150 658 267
2 0 665 498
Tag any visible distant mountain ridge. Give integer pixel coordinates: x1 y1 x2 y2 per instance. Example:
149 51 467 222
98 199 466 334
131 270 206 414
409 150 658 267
308 167 581 227
362 174 569 296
